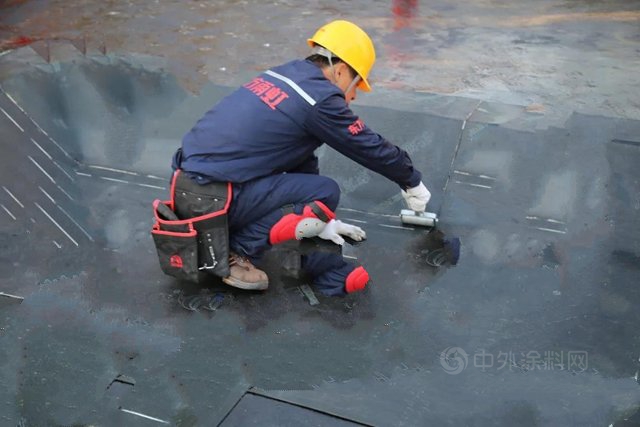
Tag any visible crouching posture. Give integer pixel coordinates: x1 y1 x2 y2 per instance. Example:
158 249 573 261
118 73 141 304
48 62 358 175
166 20 430 296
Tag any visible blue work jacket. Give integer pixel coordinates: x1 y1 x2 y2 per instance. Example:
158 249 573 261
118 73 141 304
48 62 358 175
173 59 422 189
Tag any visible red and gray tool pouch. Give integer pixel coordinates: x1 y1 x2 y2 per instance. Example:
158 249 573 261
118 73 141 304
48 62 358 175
151 170 232 282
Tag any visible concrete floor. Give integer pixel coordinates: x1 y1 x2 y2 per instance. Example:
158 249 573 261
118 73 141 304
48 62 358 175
1 0 639 119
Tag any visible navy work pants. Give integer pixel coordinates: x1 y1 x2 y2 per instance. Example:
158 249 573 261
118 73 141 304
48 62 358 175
227 173 357 296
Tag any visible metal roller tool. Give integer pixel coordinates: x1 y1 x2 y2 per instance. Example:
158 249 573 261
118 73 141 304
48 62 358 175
399 209 438 228
399 209 459 266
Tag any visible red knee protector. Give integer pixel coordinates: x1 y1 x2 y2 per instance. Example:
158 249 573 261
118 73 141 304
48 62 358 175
269 201 336 245
345 266 369 293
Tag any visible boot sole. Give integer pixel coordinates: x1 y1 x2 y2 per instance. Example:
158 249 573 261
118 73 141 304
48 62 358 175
222 276 269 291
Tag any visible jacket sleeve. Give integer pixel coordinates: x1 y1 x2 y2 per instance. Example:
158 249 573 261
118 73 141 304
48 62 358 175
304 94 422 190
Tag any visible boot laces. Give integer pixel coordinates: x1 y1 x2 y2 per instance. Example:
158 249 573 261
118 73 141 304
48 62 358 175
229 253 251 270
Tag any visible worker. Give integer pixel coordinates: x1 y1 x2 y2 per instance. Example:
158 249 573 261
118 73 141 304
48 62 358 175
170 20 431 295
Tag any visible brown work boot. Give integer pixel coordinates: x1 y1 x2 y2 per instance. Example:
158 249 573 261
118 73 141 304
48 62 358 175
222 252 269 290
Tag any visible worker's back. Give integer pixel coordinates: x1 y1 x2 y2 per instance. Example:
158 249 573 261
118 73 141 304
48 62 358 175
176 59 343 184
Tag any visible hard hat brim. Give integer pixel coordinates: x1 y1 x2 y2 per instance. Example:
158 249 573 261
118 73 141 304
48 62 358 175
357 78 372 92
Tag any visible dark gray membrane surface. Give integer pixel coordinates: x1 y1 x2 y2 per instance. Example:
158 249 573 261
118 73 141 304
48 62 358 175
0 53 639 426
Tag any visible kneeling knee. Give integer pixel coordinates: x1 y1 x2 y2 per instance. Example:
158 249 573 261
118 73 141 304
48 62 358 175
345 266 369 294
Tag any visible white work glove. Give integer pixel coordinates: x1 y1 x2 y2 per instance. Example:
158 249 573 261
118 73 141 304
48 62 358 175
318 219 367 246
401 181 431 212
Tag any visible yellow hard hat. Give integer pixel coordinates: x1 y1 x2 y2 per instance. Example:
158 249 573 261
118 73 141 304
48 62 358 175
307 20 376 92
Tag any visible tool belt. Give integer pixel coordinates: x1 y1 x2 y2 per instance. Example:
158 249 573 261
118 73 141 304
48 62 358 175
151 169 231 282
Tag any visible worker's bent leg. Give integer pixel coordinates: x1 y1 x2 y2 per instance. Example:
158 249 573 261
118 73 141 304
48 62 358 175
302 252 370 296
229 173 340 229
230 202 334 260
228 174 341 259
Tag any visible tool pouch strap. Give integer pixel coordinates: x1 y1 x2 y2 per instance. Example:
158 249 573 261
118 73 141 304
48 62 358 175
151 170 232 282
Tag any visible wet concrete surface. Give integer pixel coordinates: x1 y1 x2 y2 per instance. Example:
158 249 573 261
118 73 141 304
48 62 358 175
1 1 640 426
1 0 639 120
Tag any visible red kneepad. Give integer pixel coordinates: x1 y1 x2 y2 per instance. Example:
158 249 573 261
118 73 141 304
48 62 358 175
269 201 336 245
345 266 369 293
269 213 302 244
